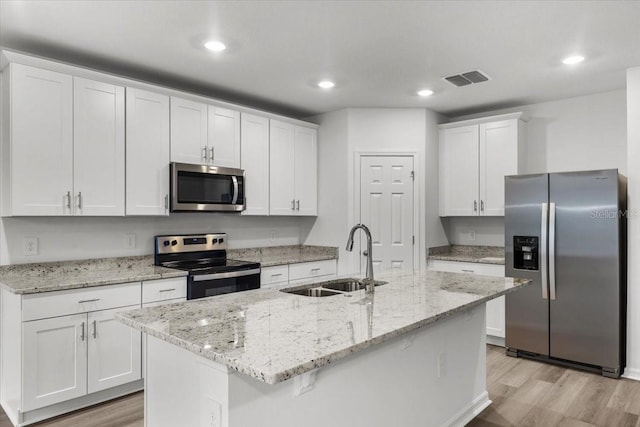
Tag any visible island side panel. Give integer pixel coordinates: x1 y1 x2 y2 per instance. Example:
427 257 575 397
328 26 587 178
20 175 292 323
144 304 489 427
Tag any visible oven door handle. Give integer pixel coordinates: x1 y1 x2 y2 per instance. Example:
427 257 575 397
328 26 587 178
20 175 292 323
192 268 261 282
231 176 239 205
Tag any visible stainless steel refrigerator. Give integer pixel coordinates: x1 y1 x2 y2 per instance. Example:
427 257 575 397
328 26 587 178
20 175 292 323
504 169 627 378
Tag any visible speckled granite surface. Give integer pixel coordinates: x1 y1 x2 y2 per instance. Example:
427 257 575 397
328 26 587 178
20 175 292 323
117 269 530 384
429 245 505 265
0 256 187 294
228 245 338 267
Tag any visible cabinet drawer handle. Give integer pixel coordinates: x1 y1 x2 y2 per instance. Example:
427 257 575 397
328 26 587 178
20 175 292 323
311 268 321 272
158 288 176 293
473 200 478 212
66 191 72 210
77 192 82 210
80 322 85 341
481 200 484 212
291 199 295 210
78 298 100 304
209 146 214 162
296 200 300 211
202 146 208 161
271 273 283 277
92 320 97 339
461 269 475 273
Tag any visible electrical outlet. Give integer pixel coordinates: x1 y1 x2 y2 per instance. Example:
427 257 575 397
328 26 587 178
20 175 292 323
23 237 39 256
270 229 277 241
437 352 447 378
469 230 476 241
125 233 136 249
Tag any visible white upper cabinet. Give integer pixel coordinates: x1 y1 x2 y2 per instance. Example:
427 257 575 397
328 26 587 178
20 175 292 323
170 97 208 165
269 120 317 216
2 64 125 216
126 87 170 216
169 100 240 168
4 63 73 216
73 77 125 216
208 106 241 168
240 113 270 216
439 113 524 217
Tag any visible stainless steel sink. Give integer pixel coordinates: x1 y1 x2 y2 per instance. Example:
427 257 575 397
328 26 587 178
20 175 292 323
280 278 387 297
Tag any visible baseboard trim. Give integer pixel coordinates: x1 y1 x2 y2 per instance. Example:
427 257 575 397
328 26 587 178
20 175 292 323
441 391 491 427
486 335 505 347
622 367 640 381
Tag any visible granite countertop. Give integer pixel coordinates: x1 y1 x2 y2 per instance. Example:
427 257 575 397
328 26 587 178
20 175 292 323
428 245 505 265
0 256 187 295
228 245 338 267
117 269 530 384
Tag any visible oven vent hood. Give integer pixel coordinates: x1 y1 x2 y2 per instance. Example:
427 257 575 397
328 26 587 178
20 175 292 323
443 69 491 87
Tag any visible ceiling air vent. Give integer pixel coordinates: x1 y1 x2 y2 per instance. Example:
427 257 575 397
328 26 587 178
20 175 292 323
443 70 490 87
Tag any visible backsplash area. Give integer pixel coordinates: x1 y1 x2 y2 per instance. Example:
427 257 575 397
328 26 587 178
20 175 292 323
0 214 314 265
442 216 505 247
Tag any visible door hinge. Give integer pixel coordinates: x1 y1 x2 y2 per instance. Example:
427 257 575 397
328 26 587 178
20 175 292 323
410 171 415 181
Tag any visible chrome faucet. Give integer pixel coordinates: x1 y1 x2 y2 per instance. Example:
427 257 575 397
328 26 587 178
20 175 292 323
345 224 375 293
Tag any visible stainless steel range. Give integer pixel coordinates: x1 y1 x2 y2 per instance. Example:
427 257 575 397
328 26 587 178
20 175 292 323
154 233 261 300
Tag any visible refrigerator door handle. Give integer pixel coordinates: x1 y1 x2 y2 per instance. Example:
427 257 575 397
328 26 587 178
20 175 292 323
549 202 557 300
540 203 549 299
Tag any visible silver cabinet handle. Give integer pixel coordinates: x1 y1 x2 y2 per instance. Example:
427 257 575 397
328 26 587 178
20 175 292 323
480 200 484 212
159 288 176 293
202 146 208 161
311 268 321 272
473 200 478 212
80 322 85 341
92 320 97 339
209 146 214 162
271 273 282 277
296 200 300 211
164 194 169 211
462 269 475 273
291 200 295 210
66 191 72 210
549 202 557 300
77 192 82 210
78 298 100 304
540 203 549 300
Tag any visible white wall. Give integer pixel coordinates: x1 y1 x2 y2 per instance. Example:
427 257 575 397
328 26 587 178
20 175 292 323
625 67 640 380
0 215 305 265
444 89 628 246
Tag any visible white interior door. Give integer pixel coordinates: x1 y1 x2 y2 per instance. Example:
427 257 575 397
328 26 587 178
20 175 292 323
360 156 414 273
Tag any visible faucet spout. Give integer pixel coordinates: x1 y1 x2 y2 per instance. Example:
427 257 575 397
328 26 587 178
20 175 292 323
345 224 375 293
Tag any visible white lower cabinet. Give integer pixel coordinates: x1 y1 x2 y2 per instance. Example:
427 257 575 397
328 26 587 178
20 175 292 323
428 259 506 345
261 260 337 289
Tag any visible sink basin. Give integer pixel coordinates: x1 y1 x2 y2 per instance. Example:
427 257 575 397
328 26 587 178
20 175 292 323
280 278 387 297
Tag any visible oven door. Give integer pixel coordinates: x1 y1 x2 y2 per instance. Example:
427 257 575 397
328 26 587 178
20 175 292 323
171 162 245 212
187 268 261 300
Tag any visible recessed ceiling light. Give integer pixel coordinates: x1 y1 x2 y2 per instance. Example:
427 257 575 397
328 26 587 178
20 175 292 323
417 89 434 97
318 80 335 89
562 55 585 65
204 40 226 52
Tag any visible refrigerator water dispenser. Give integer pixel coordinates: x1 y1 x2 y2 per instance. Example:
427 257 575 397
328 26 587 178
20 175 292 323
513 236 539 270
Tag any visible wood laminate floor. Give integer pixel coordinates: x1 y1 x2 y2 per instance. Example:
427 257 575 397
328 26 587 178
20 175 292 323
1 346 639 427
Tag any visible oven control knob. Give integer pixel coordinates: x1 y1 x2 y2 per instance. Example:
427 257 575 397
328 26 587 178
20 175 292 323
171 240 178 246
163 240 170 246
212 238 218 244
219 238 224 244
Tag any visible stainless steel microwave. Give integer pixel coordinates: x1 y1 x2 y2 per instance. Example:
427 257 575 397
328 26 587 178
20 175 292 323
170 162 245 212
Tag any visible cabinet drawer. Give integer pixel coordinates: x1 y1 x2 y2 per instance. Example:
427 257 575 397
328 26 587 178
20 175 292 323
142 278 187 304
428 260 504 277
23 282 141 322
260 265 289 286
288 260 337 281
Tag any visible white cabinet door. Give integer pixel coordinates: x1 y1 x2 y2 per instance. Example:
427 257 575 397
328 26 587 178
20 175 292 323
73 77 125 216
22 314 87 411
486 296 506 339
479 120 518 216
170 97 208 165
87 306 141 393
293 126 317 216
10 63 73 216
439 125 479 216
269 120 296 215
125 88 170 216
240 113 270 215
208 106 240 168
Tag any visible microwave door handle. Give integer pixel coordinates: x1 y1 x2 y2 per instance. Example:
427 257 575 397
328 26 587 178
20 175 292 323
231 176 239 204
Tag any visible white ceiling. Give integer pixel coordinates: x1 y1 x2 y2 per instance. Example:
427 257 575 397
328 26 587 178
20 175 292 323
1 1 639 119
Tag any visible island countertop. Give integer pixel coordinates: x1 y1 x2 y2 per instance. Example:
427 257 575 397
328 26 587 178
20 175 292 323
117 269 530 384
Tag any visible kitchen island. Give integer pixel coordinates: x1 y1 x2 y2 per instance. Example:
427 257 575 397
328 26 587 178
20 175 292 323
117 269 530 427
